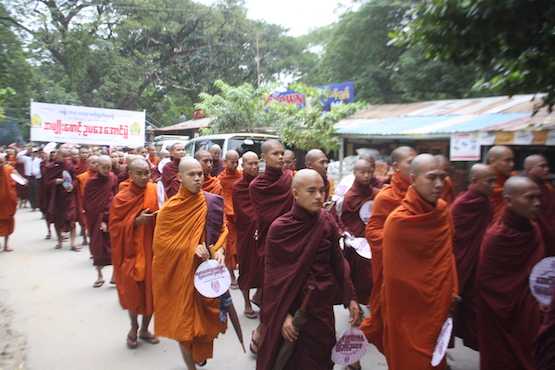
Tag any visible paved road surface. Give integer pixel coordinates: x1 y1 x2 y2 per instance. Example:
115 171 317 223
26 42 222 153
0 209 479 370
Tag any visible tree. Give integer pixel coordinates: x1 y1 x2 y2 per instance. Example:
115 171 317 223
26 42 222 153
400 0 555 109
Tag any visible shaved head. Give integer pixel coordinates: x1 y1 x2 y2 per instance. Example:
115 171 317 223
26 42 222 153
242 151 259 177
434 155 450 172
261 139 283 155
410 153 446 204
410 154 439 177
391 146 416 164
487 146 514 177
128 158 150 188
391 146 416 182
283 149 296 171
96 155 112 176
305 149 329 178
195 149 213 175
178 157 203 194
503 176 541 219
292 169 325 214
128 157 149 172
523 154 550 182
469 164 496 196
353 158 375 186
224 150 239 161
223 150 239 172
261 139 285 170
469 163 494 182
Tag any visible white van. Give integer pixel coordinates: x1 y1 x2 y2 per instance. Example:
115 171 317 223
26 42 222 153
183 133 279 158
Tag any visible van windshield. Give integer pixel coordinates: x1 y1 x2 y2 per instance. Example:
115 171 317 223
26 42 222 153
194 139 225 154
228 137 268 157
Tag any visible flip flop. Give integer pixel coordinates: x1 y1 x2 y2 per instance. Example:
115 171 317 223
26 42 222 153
244 310 258 319
45 234 51 240
196 361 207 367
139 333 160 344
231 282 239 290
55 244 62 249
70 246 81 252
249 330 259 355
93 279 105 288
127 334 139 349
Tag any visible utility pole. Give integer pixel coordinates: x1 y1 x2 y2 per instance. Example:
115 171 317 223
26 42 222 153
255 33 261 87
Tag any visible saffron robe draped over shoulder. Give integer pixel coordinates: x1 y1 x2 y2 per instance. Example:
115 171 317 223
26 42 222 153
218 168 242 269
44 160 78 231
233 172 261 289
161 158 180 199
441 176 456 204
202 174 223 196
110 182 158 315
0 165 17 236
84 172 118 266
257 204 354 370
359 172 409 353
451 188 492 351
152 188 227 363
477 209 544 370
340 180 377 304
382 186 458 370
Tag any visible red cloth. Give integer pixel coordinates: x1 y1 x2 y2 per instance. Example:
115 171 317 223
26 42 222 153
441 176 456 204
451 188 492 350
74 159 88 175
0 165 17 236
211 159 224 177
535 180 555 256
340 180 377 304
382 186 458 370
218 168 242 269
233 173 262 290
359 172 410 353
161 158 180 199
38 161 50 215
202 175 223 196
536 287 555 370
44 160 78 232
84 172 118 266
477 209 545 370
490 173 510 222
14 161 28 200
110 181 158 315
257 204 354 370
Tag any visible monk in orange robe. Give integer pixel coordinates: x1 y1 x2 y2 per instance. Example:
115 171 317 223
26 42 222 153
435 154 456 204
382 154 458 370
305 149 334 201
524 154 555 256
359 146 415 354
487 145 515 222
217 150 242 287
152 157 227 369
195 149 223 196
110 158 160 349
283 149 296 173
161 143 185 199
477 176 544 370
0 155 17 252
76 155 99 246
147 145 160 167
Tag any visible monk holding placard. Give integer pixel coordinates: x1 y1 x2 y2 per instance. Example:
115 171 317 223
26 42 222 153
382 154 458 370
152 158 227 370
256 169 359 370
477 176 544 370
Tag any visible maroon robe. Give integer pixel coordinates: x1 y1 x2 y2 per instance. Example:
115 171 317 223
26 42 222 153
39 160 50 215
232 172 261 289
249 166 294 259
535 180 555 256
44 160 78 231
211 159 224 177
113 164 129 185
84 172 118 266
477 209 545 370
536 287 555 370
340 180 377 304
257 204 355 370
451 188 492 350
161 157 180 199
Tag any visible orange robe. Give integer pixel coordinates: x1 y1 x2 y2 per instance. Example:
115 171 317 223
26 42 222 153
382 186 458 370
441 176 455 204
218 168 242 270
0 165 17 236
152 187 227 363
359 172 409 353
490 172 511 222
118 178 131 192
203 174 223 196
110 182 158 315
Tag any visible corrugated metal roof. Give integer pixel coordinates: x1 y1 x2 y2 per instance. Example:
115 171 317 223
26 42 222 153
336 94 554 137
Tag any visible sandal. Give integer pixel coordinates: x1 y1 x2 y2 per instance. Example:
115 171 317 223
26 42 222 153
196 361 207 367
127 334 139 349
55 244 62 249
249 330 260 355
70 246 81 252
139 332 160 344
244 310 258 320
93 279 105 288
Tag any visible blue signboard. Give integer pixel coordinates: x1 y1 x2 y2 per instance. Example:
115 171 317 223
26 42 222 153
267 90 306 108
319 81 356 111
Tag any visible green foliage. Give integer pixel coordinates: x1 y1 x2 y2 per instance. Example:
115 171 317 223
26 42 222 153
400 0 555 108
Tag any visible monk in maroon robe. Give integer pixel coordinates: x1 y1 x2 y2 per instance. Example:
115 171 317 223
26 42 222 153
487 145 515 222
536 287 555 370
524 154 555 256
39 151 53 239
283 150 296 173
257 169 359 370
84 155 118 288
451 164 496 350
44 148 79 250
161 143 185 199
232 152 260 319
249 139 294 352
477 176 545 370
340 158 379 305
305 149 334 201
209 144 224 177
74 146 90 175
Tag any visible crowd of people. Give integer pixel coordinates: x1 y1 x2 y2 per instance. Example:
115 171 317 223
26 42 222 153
0 139 554 370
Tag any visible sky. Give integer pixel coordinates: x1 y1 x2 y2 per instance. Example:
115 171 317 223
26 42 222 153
198 0 357 36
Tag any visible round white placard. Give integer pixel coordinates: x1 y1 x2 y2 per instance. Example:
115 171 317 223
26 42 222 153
431 317 453 366
194 260 231 298
332 327 370 365
359 200 373 224
10 172 28 185
529 257 555 306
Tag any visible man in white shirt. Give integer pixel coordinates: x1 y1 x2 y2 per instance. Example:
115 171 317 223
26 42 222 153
30 149 43 211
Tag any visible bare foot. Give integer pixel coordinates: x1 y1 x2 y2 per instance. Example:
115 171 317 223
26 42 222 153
70 246 81 252
93 278 105 288
139 331 160 344
3 247 14 252
127 329 138 349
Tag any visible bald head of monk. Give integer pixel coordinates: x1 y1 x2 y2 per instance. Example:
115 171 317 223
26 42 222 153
96 155 112 177
524 154 550 182
242 151 259 177
261 139 285 170
79 147 90 160
128 158 151 188
391 146 416 182
87 155 99 172
125 154 142 165
503 176 541 219
209 144 222 162
178 157 203 194
434 154 450 172
292 169 325 214
305 149 329 178
487 145 514 177
283 150 296 171
353 158 375 187
469 163 496 196
56 147 70 161
410 153 447 204
70 148 80 161
195 149 213 176
223 150 239 172
169 142 185 159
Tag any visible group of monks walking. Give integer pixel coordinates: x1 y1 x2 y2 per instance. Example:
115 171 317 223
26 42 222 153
0 139 554 370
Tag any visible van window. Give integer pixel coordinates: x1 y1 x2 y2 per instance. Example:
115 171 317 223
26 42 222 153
184 141 195 157
228 137 268 157
195 139 225 154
